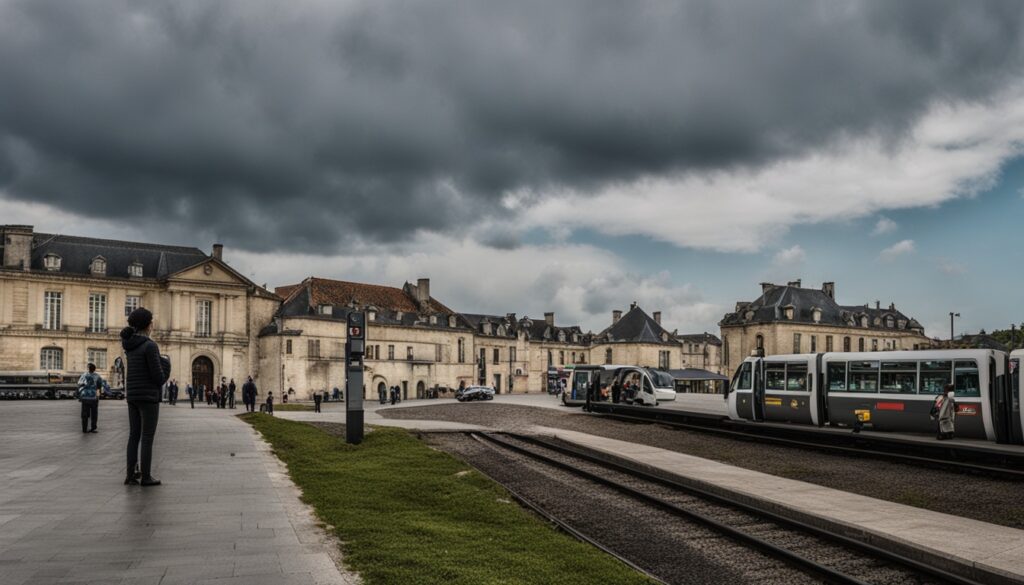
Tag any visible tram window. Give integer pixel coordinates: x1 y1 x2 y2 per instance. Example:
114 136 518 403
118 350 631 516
953 360 980 397
848 361 879 392
733 362 753 391
827 362 847 391
920 360 952 395
765 363 785 390
1011 359 1020 408
880 361 916 394
786 363 808 391
572 371 591 399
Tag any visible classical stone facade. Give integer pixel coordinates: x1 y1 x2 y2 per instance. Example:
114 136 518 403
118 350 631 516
0 225 280 394
719 280 930 374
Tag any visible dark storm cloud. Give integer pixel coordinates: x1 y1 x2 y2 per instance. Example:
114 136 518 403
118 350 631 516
1 0 1023 252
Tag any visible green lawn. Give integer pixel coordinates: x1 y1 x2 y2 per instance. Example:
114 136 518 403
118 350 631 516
272 403 315 411
242 414 654 585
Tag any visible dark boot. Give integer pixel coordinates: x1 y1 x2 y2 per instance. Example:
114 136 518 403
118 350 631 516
141 476 162 487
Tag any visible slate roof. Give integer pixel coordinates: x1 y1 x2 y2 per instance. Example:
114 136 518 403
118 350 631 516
274 277 470 330
26 232 209 280
676 332 722 346
942 333 1008 352
461 313 519 338
719 283 925 335
518 316 587 345
596 305 677 345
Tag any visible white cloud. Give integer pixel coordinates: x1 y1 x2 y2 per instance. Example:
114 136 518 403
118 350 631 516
521 84 1024 252
937 258 966 276
871 217 898 236
772 245 806 265
879 239 916 261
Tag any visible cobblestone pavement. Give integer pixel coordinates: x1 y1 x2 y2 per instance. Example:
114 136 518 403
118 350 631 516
0 401 359 585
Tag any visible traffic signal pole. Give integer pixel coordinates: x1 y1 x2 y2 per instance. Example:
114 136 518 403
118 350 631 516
345 311 366 444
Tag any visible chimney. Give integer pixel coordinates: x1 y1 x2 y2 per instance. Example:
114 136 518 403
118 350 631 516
875 300 881 310
787 279 802 288
653 311 662 325
212 243 223 260
760 282 773 294
2 225 34 270
506 313 516 322
889 302 895 311
544 312 554 326
612 310 622 324
416 278 430 302
822 282 835 300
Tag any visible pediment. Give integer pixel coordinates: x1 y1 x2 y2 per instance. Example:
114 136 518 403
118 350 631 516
169 260 248 285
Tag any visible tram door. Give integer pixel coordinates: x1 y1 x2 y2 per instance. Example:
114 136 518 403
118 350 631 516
1009 356 1023 444
761 360 815 425
728 360 758 420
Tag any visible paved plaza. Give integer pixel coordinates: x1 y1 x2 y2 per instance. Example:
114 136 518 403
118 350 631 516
0 401 358 585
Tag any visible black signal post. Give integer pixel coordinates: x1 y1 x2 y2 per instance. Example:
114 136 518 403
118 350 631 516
345 311 366 444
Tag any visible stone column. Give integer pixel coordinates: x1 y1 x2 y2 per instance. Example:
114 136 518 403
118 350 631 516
171 292 182 332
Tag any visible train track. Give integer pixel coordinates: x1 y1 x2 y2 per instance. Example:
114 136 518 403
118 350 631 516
468 431 987 585
589 409 1024 480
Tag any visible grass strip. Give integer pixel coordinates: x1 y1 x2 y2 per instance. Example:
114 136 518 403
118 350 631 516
273 403 316 411
242 413 655 585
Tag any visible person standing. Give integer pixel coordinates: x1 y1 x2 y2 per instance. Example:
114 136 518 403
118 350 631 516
313 390 322 413
265 391 274 415
378 384 386 404
169 379 179 406
242 376 257 412
77 363 103 433
205 384 212 406
611 380 622 404
121 307 169 487
187 383 195 409
932 384 957 440
228 379 236 409
217 378 226 409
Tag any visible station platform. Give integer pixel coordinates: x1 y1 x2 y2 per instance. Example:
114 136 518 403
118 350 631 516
533 425 1024 585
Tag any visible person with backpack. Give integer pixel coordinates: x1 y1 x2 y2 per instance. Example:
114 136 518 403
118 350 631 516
121 307 169 487
931 384 957 440
77 363 103 433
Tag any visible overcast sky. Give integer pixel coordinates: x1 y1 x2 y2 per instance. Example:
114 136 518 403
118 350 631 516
3 0 1024 337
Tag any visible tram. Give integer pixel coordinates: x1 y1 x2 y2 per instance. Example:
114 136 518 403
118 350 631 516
728 349 1024 444
0 370 79 399
562 364 676 407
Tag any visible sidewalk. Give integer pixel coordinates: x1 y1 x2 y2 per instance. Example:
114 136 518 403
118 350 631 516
0 402 358 585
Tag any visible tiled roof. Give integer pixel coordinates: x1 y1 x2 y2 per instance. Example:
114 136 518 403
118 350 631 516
720 283 926 335
27 232 208 280
461 313 519 338
596 305 676 345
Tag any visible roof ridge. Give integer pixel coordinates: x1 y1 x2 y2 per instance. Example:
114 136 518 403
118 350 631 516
35 232 205 255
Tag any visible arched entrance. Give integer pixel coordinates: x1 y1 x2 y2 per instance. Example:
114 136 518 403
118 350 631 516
416 380 425 399
192 356 214 397
377 381 386 403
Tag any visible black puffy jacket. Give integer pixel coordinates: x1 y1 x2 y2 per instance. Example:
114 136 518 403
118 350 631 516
121 333 170 403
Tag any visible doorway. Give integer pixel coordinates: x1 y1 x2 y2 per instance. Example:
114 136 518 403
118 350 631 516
416 380 425 399
192 356 214 397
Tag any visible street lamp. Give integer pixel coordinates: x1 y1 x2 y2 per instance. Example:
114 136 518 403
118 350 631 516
949 312 960 345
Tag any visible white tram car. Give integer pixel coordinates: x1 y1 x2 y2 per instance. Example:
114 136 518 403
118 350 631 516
728 349 1024 444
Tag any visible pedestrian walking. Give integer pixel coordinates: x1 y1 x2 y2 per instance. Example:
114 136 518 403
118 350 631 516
169 379 179 405
77 363 103 433
187 383 195 409
265 391 274 415
218 378 227 409
378 384 386 404
931 384 957 440
313 390 322 413
121 307 169 487
228 379 236 409
205 384 212 405
242 376 257 412
389 385 397 405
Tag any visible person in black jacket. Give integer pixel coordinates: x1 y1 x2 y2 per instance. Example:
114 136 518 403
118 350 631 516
241 376 257 412
121 307 169 487
228 379 236 409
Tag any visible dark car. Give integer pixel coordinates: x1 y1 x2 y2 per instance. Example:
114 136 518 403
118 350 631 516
456 386 495 402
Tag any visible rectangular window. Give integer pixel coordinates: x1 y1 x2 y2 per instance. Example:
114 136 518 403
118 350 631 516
572 351 577 364
786 362 808 391
285 339 292 354
604 348 612 364
792 333 801 353
858 338 865 352
87 348 108 370
920 360 952 395
734 361 753 390
308 339 320 358
457 339 465 363
579 353 586 364
43 291 62 330
436 344 442 362
88 293 107 332
766 362 786 390
196 300 212 337
124 295 140 317
388 345 395 360
880 361 916 394
510 347 516 363
954 360 980 397
871 339 879 351
843 337 851 352
848 360 879 392
827 362 847 391
40 347 63 370
826 336 834 352
658 350 670 369
493 348 499 365
407 346 413 360
559 350 565 364
810 335 817 352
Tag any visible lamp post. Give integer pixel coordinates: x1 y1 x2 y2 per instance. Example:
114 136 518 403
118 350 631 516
949 312 960 345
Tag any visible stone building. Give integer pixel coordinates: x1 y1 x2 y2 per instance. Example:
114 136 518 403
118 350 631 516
676 332 724 374
719 280 929 374
519 313 589 392
0 225 280 393
590 304 681 370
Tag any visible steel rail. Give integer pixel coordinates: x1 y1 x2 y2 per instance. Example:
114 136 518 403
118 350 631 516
472 432 878 585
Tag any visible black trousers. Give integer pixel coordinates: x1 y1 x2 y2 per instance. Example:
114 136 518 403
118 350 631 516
127 401 160 478
314 400 321 413
228 393 235 409
80 401 98 432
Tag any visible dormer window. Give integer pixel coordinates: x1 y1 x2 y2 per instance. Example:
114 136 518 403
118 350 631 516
43 254 62 271
860 316 869 328
573 333 581 343
128 262 143 278
368 310 376 322
744 310 754 321
784 306 794 320
873 317 881 326
885 316 894 328
496 325 506 336
558 331 566 342
897 319 906 330
90 256 106 276
812 308 821 323
429 315 437 325
317 304 332 315
448 316 456 328
661 332 669 342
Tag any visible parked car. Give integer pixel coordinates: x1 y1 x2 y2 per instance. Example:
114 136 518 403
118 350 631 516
100 383 125 400
456 386 495 402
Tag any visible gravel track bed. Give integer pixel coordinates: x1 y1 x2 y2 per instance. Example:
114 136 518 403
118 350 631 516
381 403 1024 528
492 434 947 585
428 432 820 585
